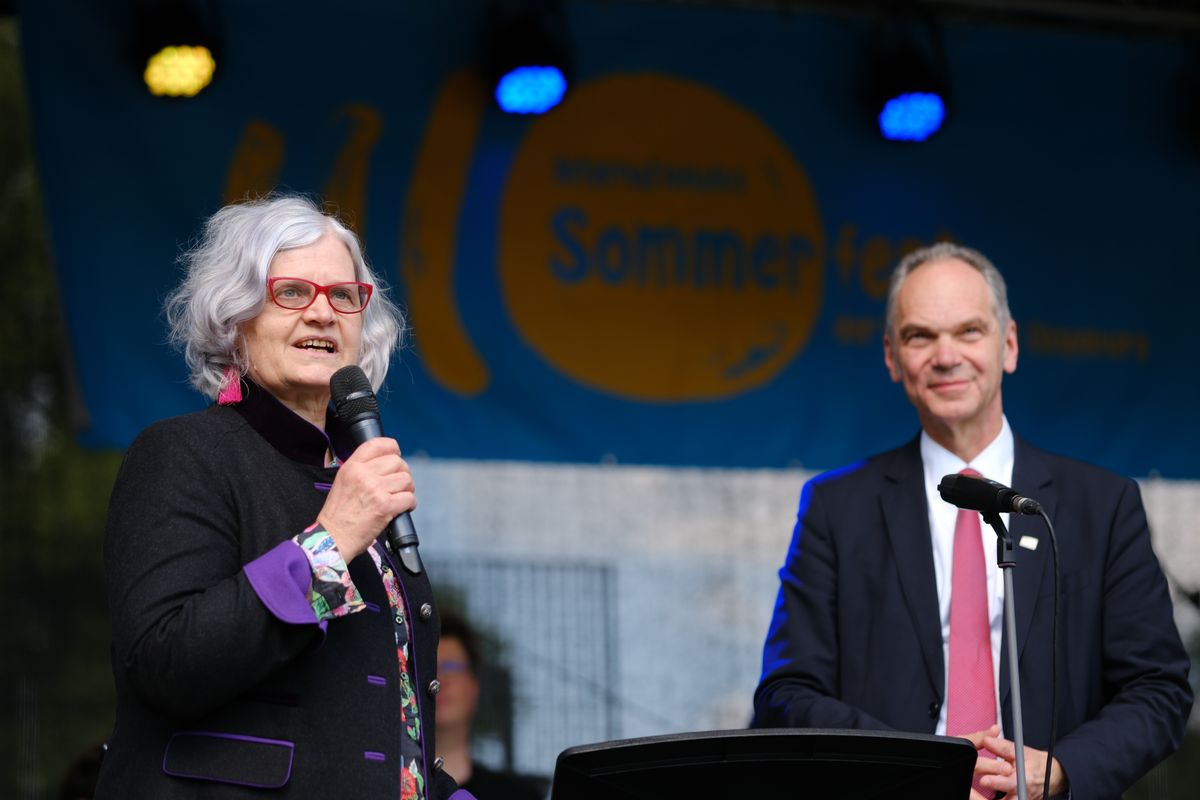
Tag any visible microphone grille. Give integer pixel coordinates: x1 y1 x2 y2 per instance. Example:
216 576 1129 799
330 365 378 419
936 474 958 501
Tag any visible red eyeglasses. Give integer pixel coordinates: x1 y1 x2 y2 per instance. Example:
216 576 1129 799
267 277 373 314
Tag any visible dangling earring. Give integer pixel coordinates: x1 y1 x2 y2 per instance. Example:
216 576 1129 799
217 364 244 405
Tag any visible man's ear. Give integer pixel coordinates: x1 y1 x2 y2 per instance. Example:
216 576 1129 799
883 335 901 383
1003 320 1019 374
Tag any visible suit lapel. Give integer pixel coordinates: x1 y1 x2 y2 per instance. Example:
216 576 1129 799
999 437 1054 707
881 438 945 699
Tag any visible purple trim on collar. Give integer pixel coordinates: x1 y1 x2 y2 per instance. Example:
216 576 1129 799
243 540 327 633
364 751 386 762
448 790 480 800
229 377 355 466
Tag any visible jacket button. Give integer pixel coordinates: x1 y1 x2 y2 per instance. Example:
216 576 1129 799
427 679 441 696
394 611 405 625
433 756 445 771
420 603 432 620
928 701 941 719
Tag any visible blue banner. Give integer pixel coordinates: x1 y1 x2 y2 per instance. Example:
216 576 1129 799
19 0 1200 476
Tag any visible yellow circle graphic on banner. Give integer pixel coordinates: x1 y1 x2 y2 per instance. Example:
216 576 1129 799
498 73 824 401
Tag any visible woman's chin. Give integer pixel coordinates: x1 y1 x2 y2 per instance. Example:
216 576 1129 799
256 367 346 402
297 361 348 386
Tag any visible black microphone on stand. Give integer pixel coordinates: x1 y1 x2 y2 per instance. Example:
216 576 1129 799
330 365 423 575
938 471 1057 800
938 473 1043 516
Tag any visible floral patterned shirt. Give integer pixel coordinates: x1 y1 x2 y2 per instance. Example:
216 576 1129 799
295 526 426 800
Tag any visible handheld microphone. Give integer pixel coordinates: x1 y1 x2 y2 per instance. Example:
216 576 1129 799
938 473 1043 516
330 365 423 575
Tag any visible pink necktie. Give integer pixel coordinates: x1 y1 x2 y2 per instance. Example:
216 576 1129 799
946 468 996 791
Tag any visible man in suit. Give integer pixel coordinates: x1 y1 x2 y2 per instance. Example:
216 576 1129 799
753 243 1192 799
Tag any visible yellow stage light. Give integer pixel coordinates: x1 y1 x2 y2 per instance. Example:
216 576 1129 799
143 45 216 97
133 0 221 99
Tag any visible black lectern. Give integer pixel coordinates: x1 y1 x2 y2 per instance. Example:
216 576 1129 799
551 728 977 800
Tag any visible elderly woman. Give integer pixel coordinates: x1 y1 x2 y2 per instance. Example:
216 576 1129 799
96 195 466 800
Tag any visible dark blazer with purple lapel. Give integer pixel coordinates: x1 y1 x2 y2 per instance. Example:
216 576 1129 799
753 435 1192 800
97 381 459 799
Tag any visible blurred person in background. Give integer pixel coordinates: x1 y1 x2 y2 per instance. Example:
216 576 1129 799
437 610 545 800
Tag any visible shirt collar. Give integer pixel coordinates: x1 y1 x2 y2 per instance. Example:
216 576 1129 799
229 377 355 467
920 415 1015 486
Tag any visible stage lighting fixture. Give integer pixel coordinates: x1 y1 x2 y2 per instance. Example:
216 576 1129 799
869 12 950 142
133 0 221 98
496 65 568 114
486 0 572 115
879 91 946 142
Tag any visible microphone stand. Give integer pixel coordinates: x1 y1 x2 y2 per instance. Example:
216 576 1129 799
981 511 1028 800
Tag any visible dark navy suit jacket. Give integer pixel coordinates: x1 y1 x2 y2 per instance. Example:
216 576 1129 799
754 435 1192 799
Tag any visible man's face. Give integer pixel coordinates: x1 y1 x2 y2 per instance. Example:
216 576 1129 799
883 258 1018 435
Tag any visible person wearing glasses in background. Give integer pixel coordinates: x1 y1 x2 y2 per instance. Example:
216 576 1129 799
435 611 546 800
96 195 472 800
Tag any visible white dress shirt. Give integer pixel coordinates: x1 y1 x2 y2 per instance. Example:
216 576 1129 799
921 416 1013 736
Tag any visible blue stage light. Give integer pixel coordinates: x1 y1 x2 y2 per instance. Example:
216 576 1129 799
485 1 571 115
495 65 567 114
878 92 946 142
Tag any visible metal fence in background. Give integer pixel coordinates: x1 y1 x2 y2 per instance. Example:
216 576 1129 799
426 556 620 779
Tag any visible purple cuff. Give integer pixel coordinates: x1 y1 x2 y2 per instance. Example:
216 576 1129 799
243 540 327 632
